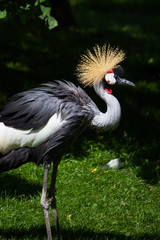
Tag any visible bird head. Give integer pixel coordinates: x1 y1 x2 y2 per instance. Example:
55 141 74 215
104 65 135 94
76 43 134 93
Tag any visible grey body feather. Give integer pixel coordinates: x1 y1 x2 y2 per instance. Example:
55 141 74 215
0 81 93 130
0 81 95 172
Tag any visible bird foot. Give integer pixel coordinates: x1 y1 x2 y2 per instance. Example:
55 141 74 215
49 196 62 239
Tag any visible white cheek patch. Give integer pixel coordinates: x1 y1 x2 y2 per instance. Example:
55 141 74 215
105 73 116 85
0 113 66 155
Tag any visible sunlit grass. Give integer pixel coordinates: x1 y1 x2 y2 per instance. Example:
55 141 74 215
0 139 160 239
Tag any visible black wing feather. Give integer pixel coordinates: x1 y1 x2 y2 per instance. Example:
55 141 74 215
0 81 92 130
0 90 56 130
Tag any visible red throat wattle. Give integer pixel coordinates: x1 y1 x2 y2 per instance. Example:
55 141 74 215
106 69 113 94
106 86 112 94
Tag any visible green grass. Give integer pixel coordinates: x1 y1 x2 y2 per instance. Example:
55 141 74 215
0 139 160 240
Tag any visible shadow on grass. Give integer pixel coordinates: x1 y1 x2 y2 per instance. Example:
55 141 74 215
0 173 42 198
0 225 159 240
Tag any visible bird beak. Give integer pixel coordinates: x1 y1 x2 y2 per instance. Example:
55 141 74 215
116 77 135 87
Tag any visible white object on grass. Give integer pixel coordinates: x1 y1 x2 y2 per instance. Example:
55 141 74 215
102 158 122 169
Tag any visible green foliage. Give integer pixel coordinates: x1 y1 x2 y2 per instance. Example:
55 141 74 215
39 4 58 29
0 9 7 19
0 0 58 30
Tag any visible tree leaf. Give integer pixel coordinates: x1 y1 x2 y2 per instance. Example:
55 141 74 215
0 9 7 19
48 16 58 30
35 0 46 6
39 14 45 20
40 4 51 17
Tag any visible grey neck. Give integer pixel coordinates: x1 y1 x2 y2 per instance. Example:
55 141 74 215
91 82 121 130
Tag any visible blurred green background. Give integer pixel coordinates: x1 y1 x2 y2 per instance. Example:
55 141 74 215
0 0 160 181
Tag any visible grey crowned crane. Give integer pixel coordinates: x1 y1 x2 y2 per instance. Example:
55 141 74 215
0 44 134 240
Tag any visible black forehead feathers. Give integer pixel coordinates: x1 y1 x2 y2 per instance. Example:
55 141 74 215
113 65 125 78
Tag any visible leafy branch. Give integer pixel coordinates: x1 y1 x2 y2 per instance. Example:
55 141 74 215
0 0 58 30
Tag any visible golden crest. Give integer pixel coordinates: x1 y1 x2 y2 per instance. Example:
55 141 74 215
76 44 125 86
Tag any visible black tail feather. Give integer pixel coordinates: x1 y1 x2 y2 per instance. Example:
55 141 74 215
0 148 34 173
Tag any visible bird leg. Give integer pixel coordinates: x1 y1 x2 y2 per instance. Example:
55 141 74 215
41 161 52 240
48 162 62 240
